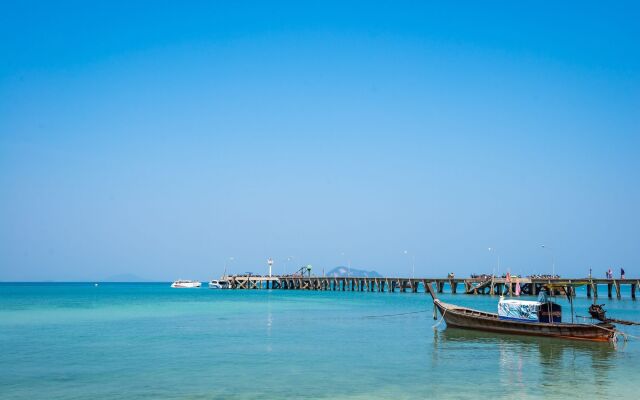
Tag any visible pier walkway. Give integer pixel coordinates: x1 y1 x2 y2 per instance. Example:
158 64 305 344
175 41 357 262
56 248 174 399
226 275 639 299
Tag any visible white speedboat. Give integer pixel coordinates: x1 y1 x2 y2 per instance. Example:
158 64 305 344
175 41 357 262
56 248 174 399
208 279 230 289
171 280 202 288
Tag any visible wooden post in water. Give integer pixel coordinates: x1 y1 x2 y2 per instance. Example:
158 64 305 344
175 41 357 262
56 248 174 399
425 281 436 298
607 283 613 299
587 283 592 298
614 280 621 299
632 282 637 299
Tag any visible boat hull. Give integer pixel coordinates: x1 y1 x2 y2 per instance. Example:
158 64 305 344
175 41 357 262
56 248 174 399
435 300 614 342
171 281 202 288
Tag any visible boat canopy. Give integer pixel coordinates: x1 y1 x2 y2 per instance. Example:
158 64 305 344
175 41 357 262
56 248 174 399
542 281 590 289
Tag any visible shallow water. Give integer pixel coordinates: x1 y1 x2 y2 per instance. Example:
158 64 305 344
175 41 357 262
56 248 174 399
1 283 639 399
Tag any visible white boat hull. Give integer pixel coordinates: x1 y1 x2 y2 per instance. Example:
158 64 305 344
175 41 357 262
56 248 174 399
208 280 229 289
171 281 202 288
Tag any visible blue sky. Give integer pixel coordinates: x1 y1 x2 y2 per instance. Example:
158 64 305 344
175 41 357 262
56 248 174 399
1 1 639 281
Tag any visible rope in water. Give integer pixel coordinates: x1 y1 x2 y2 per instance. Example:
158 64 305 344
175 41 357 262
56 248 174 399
433 308 447 329
587 322 640 342
576 315 640 326
363 309 432 319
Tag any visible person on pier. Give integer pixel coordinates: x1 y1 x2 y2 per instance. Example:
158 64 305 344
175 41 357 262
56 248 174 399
503 272 511 296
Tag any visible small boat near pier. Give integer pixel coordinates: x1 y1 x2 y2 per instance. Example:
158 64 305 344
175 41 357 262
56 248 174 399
208 279 230 289
427 283 617 342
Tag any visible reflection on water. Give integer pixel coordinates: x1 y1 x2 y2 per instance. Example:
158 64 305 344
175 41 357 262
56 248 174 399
433 327 618 398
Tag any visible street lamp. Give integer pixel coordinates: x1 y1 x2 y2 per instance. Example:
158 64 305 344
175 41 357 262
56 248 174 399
404 250 415 279
285 256 294 275
540 245 555 277
267 257 273 277
488 247 500 277
224 256 235 277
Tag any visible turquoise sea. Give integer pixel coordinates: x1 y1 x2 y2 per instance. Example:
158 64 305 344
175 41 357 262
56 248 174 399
1 283 639 399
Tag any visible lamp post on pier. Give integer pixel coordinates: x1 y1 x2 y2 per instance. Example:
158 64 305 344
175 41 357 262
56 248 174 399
285 256 294 276
488 247 500 277
224 256 235 277
540 245 555 277
404 250 415 279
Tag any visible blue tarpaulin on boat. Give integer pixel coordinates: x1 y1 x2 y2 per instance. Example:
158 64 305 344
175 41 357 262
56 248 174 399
498 299 541 322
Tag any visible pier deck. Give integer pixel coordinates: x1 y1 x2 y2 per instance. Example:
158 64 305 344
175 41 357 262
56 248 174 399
226 276 639 299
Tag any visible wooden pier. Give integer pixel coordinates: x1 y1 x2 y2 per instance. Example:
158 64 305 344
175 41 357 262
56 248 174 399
226 275 639 299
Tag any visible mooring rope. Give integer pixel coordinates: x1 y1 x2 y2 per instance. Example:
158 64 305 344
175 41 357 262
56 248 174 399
576 315 640 326
587 322 640 342
433 308 447 329
363 309 432 319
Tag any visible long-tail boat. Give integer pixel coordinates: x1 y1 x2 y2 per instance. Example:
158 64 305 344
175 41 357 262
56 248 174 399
427 282 616 342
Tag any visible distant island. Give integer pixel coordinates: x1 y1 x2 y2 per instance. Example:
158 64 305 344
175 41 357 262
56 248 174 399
325 266 382 278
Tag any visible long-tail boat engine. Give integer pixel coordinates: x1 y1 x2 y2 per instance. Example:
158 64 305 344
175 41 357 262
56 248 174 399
588 304 607 322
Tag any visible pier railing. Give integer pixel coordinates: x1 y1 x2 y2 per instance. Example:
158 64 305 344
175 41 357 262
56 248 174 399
225 275 639 299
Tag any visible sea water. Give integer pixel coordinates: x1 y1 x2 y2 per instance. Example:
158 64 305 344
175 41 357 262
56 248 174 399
1 283 639 399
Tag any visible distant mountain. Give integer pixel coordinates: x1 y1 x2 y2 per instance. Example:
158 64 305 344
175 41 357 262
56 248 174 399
326 266 382 278
102 273 150 282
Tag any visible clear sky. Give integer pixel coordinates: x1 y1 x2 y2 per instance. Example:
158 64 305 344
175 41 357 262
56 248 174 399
1 1 638 281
